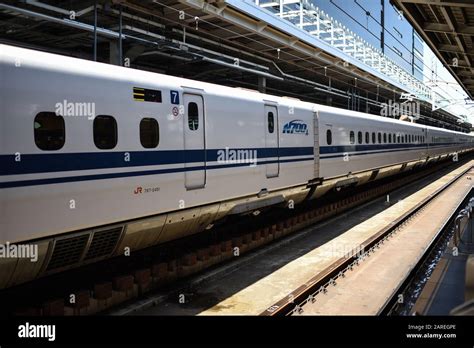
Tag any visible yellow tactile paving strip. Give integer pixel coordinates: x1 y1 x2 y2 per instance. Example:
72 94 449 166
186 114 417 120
199 161 474 315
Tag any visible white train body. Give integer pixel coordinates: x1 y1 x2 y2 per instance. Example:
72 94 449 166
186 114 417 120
1 44 473 287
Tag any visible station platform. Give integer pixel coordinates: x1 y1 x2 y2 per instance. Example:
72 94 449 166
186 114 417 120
195 161 474 315
412 228 474 315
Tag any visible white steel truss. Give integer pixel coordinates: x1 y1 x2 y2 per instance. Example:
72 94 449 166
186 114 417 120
255 0 433 102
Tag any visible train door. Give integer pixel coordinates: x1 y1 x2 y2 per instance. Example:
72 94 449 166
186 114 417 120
184 93 206 189
422 128 428 158
264 105 279 178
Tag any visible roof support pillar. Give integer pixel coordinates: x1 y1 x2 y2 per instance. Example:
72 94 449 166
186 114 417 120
258 76 267 93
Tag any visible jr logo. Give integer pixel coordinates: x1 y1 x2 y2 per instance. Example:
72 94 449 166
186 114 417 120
134 186 143 194
282 120 309 135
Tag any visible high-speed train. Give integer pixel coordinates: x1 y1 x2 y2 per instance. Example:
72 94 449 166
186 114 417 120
1 44 473 288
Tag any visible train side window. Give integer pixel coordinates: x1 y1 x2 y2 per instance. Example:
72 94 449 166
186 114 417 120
383 133 387 143
405 134 408 143
393 133 396 143
358 131 362 144
267 112 275 133
34 112 65 150
350 131 355 144
188 102 199 131
378 132 381 144
94 115 117 149
326 129 332 145
372 132 376 143
140 118 160 148
388 133 392 143
365 132 369 144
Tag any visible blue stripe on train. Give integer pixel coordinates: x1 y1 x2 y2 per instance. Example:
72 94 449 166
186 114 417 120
320 143 463 159
320 142 460 155
0 142 468 188
0 147 314 176
0 156 314 189
0 143 464 177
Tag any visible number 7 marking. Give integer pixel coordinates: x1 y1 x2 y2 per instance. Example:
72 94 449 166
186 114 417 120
170 90 180 105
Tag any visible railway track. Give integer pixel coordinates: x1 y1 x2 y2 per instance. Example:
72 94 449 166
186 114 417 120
3 157 472 316
261 162 474 316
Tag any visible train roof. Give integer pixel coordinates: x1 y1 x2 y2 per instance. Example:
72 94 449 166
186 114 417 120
314 103 470 136
1 44 471 137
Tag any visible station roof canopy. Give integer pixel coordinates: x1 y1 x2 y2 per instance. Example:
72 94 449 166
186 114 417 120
391 0 474 99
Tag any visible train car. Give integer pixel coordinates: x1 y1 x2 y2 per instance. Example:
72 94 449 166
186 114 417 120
313 106 473 197
1 44 473 288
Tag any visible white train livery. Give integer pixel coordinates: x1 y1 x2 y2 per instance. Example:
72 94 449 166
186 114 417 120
1 44 473 288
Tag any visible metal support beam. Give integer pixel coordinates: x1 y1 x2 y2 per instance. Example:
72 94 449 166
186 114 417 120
423 22 474 36
399 0 474 9
119 4 123 66
93 1 97 61
0 3 119 39
438 5 471 70
258 76 266 93
109 40 119 65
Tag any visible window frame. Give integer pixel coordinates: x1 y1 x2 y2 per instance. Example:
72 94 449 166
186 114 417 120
34 112 66 151
139 117 160 149
267 111 275 134
93 115 118 150
188 102 199 131
326 129 332 145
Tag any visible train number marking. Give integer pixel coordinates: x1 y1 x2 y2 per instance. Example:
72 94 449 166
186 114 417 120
170 90 180 105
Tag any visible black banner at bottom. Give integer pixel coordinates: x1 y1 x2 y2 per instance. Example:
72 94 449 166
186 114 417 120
1 316 473 346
